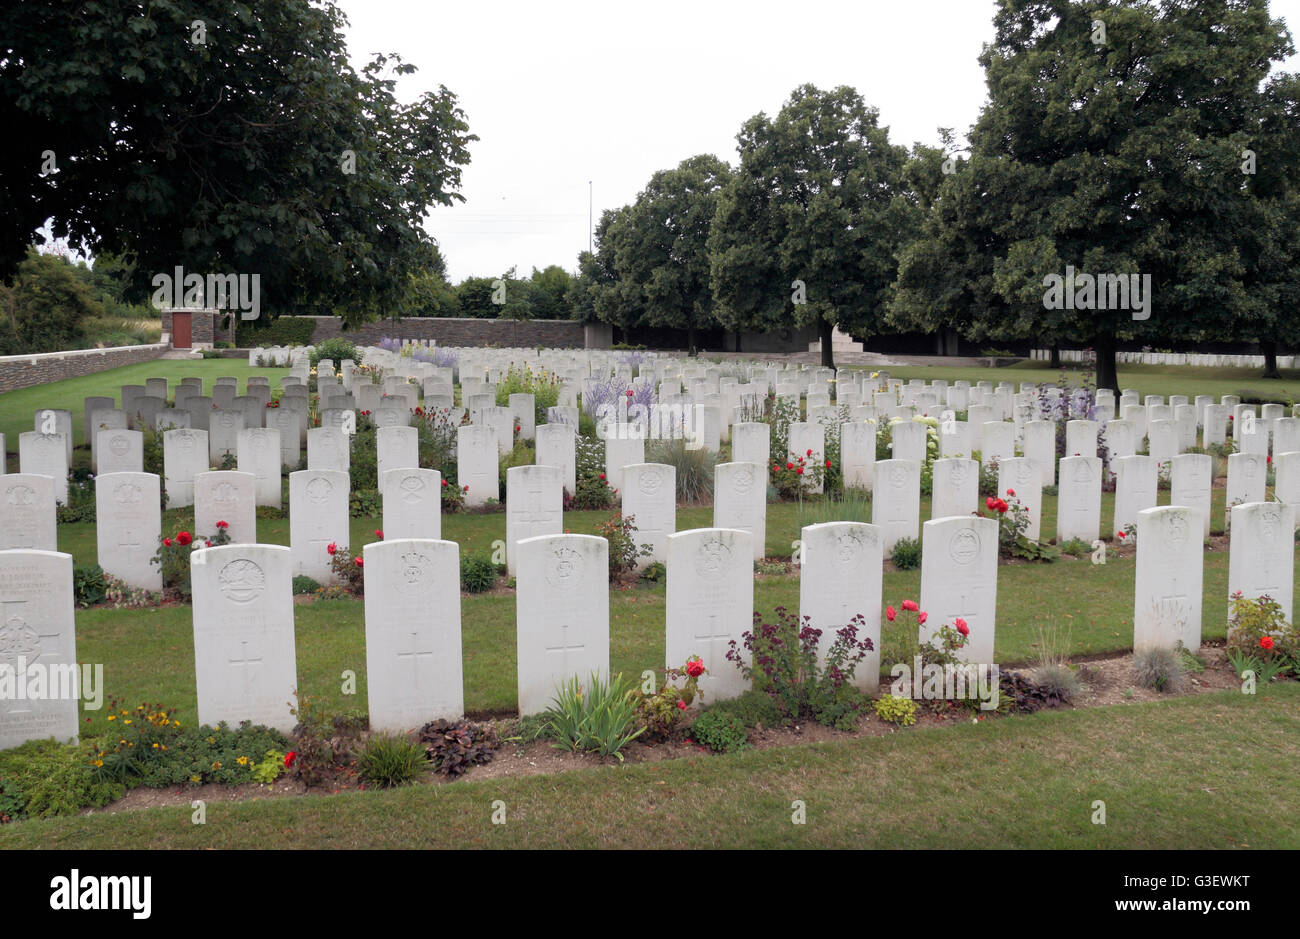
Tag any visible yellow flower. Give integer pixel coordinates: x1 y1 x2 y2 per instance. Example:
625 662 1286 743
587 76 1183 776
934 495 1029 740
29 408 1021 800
211 761 221 770
107 715 115 721
95 760 104 767
237 756 249 766
190 775 201 784
152 742 159 749
124 719 132 725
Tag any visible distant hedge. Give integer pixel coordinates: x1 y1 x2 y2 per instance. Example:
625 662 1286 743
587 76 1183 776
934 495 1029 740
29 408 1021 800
242 316 318 347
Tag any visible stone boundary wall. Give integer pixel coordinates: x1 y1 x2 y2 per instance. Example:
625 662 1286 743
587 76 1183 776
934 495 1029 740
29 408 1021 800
296 316 588 349
0 343 169 394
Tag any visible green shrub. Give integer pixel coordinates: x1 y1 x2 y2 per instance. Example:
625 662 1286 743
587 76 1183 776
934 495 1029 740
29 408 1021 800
460 553 499 593
498 440 536 493
74 565 107 607
1031 664 1083 701
689 711 749 753
348 488 382 519
542 672 645 760
292 576 320 595
1058 537 1092 557
358 734 426 788
250 750 287 785
0 738 124 819
873 695 919 726
57 469 96 523
699 690 779 728
640 561 666 582
890 536 921 569
243 316 317 347
310 337 360 371
494 363 560 422
646 438 715 503
595 512 652 584
0 771 25 823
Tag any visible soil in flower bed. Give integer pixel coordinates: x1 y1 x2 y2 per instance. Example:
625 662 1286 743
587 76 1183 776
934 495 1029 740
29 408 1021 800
78 643 1257 817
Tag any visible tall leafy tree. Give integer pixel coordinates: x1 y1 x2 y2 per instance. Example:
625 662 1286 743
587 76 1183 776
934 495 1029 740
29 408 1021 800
709 84 916 368
1 0 475 325
890 0 1298 391
613 155 731 354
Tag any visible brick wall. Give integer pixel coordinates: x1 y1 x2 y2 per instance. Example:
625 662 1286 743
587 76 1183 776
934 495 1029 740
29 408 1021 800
0 344 170 393
282 316 588 349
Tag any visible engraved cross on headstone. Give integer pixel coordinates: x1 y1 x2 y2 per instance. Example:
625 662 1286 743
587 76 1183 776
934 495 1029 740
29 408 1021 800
228 640 263 688
396 630 435 673
693 611 732 672
544 622 585 674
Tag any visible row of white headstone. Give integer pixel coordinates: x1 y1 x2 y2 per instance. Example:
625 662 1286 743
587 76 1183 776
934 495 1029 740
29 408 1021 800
5 497 1291 750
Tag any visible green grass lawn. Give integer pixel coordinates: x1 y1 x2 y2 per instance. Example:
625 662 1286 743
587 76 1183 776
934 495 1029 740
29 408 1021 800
4 685 1297 849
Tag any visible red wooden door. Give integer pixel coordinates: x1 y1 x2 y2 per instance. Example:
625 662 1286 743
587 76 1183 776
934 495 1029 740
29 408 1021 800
172 312 192 348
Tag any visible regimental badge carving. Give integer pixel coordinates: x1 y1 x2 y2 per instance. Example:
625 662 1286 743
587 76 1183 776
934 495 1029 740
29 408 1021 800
6 485 35 507
949 461 969 486
109 435 129 457
1260 506 1281 541
1165 513 1189 549
0 614 39 659
697 537 732 581
889 463 908 488
1072 459 1093 484
212 482 238 503
546 545 584 591
114 483 143 505
949 527 980 565
732 464 755 495
638 468 663 497
177 433 195 454
832 531 863 571
306 476 333 505
218 560 265 604
400 550 429 587
399 475 424 503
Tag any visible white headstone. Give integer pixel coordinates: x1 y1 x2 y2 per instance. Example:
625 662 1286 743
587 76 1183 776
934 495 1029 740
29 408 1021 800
0 474 56 551
194 471 257 545
1133 506 1203 652
381 468 442 541
1056 455 1101 543
997 457 1043 541
364 539 464 730
0 550 79 750
799 522 883 692
840 421 876 491
18 433 68 505
1225 452 1267 528
505 465 564 576
621 463 676 566
238 428 282 509
919 516 999 664
1113 455 1158 535
665 528 753 702
732 422 771 468
603 434 645 492
871 459 921 557
162 428 208 509
95 428 143 476
535 423 577 495
515 534 610 715
931 457 978 521
1227 501 1294 627
457 425 499 506
376 426 419 481
191 544 298 732
289 470 351 581
94 472 162 590
1169 453 1212 539
307 427 350 474
713 462 766 561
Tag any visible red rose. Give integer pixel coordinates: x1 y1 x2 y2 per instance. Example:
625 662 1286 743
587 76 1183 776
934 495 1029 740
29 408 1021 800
354 557 364 568
786 462 794 470
986 497 997 510
284 751 298 767
676 699 687 710
626 390 634 398
686 659 705 678
327 542 338 555
514 425 521 433
205 540 212 547
825 459 831 468
917 611 928 625
1006 488 1015 497
163 537 172 547
901 600 919 612
1261 636 1275 650
955 617 969 637
796 467 804 475
886 605 897 621
216 520 229 529
996 500 1008 514
176 531 192 546
1116 530 1125 539
442 479 448 487
463 485 469 492
374 530 383 539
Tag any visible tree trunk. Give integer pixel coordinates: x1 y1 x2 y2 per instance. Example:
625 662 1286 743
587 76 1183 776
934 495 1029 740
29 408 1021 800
1049 342 1061 369
1093 332 1120 395
1261 340 1282 379
819 319 836 371
687 321 698 358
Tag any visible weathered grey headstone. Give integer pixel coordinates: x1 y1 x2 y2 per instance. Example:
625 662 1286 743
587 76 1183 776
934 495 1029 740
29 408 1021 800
18 432 68 505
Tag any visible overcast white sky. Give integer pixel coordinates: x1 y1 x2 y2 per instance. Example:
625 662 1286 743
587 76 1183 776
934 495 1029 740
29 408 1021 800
336 0 1300 283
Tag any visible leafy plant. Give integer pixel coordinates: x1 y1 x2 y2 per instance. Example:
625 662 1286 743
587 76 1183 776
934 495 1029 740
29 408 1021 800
419 719 499 778
292 575 320 595
152 524 232 599
596 512 653 584
358 734 426 788
1058 537 1092 557
689 710 750 752
287 691 367 789
542 672 645 760
628 657 706 741
640 560 666 583
726 607 874 729
460 553 499 593
873 695 918 726
0 739 123 819
309 337 359 371
1227 592 1298 665
646 438 715 503
890 536 921 569
251 750 287 785
73 564 107 607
